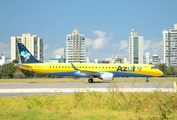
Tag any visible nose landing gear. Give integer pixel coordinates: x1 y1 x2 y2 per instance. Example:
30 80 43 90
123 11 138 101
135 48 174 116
146 77 149 83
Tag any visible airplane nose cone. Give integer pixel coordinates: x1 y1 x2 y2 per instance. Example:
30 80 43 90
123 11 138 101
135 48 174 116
159 70 164 76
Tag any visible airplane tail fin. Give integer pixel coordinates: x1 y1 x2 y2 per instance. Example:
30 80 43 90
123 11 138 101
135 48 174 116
17 43 42 63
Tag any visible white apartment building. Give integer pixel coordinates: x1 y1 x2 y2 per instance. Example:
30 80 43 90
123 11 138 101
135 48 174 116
0 54 11 65
11 33 43 62
162 23 177 66
152 54 160 66
0 54 5 65
129 29 144 64
66 29 85 63
145 52 150 64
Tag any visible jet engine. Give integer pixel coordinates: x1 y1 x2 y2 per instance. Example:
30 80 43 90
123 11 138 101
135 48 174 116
100 73 114 80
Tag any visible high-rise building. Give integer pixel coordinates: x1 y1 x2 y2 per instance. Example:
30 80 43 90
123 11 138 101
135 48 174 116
129 29 144 64
0 54 5 65
49 55 66 63
11 33 43 62
162 23 177 66
145 52 150 64
152 54 160 66
123 58 128 64
0 54 11 65
66 29 85 63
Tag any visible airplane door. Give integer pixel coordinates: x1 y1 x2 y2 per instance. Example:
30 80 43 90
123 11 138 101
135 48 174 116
45 65 48 72
144 66 147 73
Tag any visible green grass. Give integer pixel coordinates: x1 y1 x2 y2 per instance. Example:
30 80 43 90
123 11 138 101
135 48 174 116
0 91 177 120
0 77 175 83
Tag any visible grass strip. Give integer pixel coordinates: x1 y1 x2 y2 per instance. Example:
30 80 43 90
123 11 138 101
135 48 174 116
0 91 177 120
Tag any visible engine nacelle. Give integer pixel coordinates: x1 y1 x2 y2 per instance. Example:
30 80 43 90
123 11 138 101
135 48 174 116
100 73 114 80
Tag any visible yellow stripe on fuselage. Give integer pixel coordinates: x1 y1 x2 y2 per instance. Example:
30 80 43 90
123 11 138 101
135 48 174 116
20 63 162 77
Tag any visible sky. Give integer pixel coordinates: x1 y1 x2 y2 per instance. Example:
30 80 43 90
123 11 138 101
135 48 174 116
0 0 177 61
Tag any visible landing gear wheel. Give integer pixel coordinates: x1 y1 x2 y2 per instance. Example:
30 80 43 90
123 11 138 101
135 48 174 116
88 78 93 83
146 78 149 83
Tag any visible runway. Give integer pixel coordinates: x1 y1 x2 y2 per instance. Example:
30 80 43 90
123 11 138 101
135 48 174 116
0 82 176 96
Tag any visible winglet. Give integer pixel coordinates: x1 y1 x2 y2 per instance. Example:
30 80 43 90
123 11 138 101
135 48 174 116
71 63 79 71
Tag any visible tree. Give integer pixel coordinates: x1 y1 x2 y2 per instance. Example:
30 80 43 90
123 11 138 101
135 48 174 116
166 66 175 77
156 63 167 76
13 67 26 78
12 59 19 64
156 64 177 77
0 63 52 79
1 63 16 78
21 70 35 78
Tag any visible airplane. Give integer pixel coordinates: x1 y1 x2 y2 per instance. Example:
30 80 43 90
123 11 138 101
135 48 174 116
17 43 164 83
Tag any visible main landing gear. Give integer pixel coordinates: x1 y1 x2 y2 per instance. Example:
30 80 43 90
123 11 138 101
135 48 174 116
88 78 93 83
146 77 149 83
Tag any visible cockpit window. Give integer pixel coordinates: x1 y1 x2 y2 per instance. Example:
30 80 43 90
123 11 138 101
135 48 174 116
151 65 157 69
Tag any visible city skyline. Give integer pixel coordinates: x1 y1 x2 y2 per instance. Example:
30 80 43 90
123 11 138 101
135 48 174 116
0 1 177 61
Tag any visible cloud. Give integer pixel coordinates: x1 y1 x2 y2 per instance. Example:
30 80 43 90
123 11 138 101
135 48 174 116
143 40 151 51
85 38 93 47
143 39 162 57
43 44 51 60
117 40 129 50
0 42 8 51
44 44 50 51
52 47 65 57
85 30 131 60
93 31 106 38
0 42 10 57
85 30 111 49
86 33 163 61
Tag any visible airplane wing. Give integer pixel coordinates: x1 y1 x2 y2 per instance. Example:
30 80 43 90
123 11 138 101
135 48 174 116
71 63 103 77
71 63 114 81
79 70 101 76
